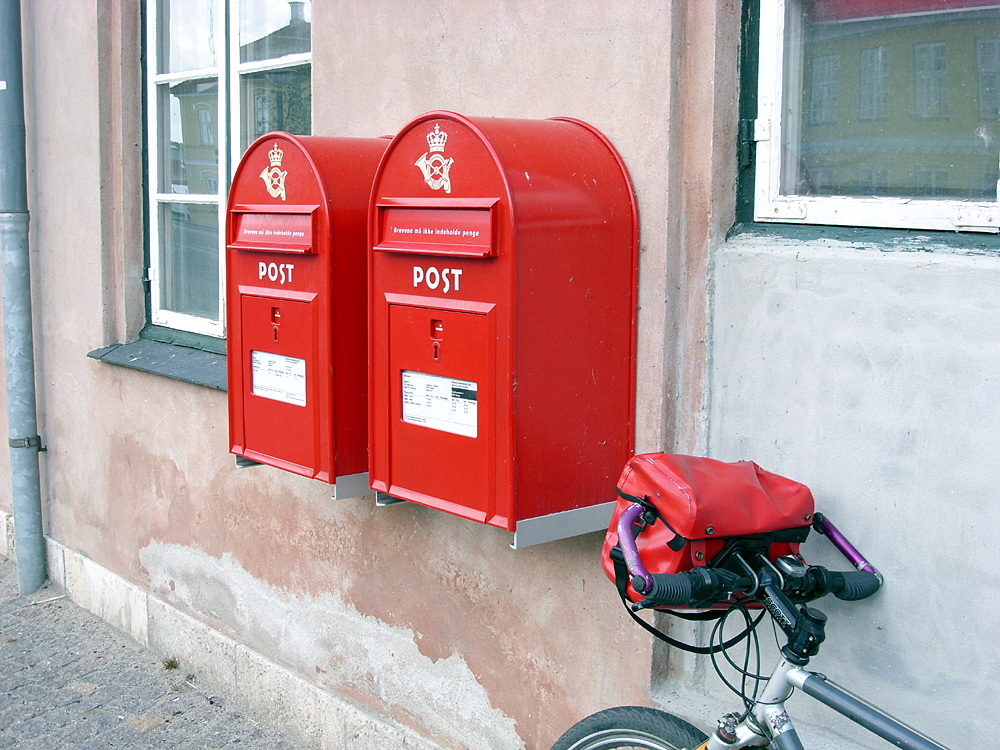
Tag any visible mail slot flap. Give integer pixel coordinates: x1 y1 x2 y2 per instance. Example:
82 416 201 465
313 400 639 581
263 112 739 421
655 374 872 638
374 198 497 258
228 205 319 254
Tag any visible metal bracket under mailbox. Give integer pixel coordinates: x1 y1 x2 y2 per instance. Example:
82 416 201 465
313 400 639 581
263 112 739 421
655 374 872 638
332 472 370 501
375 491 406 507
373 496 616 547
511 501 616 549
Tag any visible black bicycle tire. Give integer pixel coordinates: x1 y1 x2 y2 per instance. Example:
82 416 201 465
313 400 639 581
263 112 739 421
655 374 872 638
550 706 709 750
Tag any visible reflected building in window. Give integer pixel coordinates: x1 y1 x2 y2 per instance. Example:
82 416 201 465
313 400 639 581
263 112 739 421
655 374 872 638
787 2 1000 200
239 1 312 151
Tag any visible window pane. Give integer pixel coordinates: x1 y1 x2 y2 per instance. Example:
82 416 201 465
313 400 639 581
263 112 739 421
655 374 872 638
240 0 311 63
159 0 218 73
240 67 312 152
782 2 1000 200
159 203 220 320
159 79 219 195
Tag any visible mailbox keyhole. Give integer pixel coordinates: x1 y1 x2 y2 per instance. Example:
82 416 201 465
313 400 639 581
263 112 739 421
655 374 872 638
272 307 281 342
431 319 443 361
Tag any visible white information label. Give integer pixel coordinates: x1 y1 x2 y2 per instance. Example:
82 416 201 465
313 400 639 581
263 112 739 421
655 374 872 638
402 370 478 438
251 350 306 406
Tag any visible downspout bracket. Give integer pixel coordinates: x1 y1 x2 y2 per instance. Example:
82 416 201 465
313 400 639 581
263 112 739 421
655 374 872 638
8 435 45 451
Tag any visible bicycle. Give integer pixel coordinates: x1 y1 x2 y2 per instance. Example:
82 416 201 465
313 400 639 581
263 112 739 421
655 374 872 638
550 506 953 750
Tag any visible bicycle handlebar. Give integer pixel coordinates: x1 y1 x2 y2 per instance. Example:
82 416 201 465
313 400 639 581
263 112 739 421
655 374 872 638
639 566 882 609
616 502 882 610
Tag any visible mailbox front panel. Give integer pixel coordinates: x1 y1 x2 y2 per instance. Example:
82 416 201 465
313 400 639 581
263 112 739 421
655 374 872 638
386 301 497 521
238 293 318 474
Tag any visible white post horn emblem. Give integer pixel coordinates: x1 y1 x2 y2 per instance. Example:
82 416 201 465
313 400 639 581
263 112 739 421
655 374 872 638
415 124 454 194
260 142 288 201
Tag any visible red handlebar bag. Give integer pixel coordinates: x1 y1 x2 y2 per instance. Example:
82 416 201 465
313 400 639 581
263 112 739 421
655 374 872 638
602 454 815 604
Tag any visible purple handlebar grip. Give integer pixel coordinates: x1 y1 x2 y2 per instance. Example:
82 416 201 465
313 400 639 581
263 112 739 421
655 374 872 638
618 503 653 593
814 514 878 576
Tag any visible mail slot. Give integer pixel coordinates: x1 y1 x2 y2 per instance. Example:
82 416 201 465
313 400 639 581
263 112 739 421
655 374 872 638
368 112 638 546
227 132 388 494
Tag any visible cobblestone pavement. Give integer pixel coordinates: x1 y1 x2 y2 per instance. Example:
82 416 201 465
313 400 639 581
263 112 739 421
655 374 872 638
0 555 305 749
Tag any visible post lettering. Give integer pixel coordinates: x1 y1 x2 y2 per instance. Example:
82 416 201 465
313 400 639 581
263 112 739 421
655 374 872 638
258 261 295 286
412 265 464 295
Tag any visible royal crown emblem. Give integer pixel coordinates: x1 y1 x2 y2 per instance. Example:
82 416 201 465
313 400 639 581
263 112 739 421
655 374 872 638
260 141 288 201
415 123 454 193
426 124 448 152
268 142 284 166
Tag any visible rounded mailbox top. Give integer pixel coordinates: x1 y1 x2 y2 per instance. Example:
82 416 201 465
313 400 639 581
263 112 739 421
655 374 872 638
229 131 390 211
370 111 638 261
230 131 325 209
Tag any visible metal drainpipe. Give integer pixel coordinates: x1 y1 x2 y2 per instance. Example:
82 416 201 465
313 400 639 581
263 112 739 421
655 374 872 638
0 0 46 595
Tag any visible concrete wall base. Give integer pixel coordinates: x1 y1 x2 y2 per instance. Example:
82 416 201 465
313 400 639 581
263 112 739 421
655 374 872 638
3 512 908 750
0 511 12 560
0 513 444 750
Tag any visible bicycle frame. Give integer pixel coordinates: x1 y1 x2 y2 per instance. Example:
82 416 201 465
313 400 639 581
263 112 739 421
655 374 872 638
614 507 955 750
689 515 951 750
697 656 952 750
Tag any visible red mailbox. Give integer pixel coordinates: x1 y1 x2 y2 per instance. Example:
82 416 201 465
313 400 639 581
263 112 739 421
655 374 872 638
369 112 638 546
227 132 388 496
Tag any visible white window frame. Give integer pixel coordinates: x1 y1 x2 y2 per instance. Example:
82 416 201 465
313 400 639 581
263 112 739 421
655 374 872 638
146 1 312 338
754 0 1000 233
146 2 227 337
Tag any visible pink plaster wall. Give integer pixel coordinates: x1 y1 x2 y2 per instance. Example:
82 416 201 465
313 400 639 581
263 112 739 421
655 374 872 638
7 1 741 748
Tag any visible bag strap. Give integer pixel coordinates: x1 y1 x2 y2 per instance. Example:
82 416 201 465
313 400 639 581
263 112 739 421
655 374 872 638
611 546 743 654
610 546 766 655
615 488 689 552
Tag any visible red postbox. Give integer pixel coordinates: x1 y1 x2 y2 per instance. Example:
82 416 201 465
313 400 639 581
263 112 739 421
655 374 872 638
369 112 638 546
227 132 388 496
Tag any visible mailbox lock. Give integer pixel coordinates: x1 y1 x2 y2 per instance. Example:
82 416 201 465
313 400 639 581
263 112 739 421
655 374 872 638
431 320 443 361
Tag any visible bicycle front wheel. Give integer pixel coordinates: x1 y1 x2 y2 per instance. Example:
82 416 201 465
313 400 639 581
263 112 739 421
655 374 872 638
550 706 709 750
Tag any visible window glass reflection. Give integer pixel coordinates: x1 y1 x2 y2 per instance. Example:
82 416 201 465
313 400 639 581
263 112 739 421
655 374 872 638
160 0 218 73
783 2 1000 200
160 80 219 195
159 203 219 319
240 67 311 152
240 0 311 63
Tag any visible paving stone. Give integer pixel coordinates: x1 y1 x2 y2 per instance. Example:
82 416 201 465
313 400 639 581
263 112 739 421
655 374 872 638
0 555 307 750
